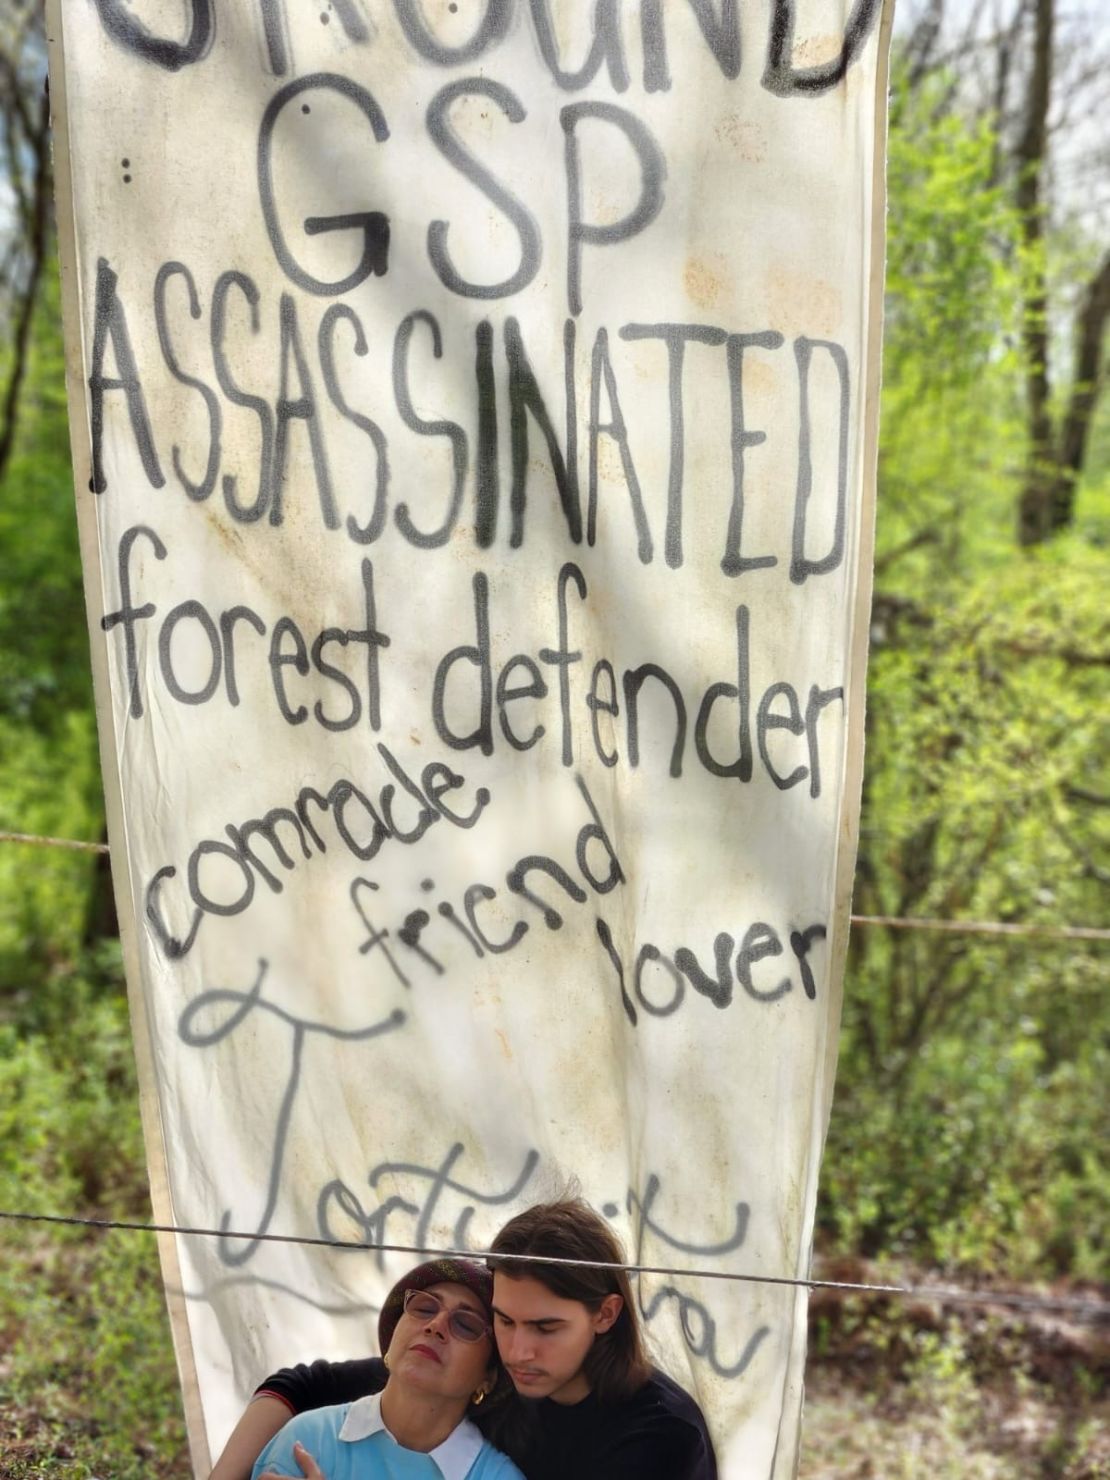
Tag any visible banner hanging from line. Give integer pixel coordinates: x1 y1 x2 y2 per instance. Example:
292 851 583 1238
46 2 891 1474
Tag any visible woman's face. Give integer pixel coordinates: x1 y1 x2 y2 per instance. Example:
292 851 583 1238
384 1280 495 1403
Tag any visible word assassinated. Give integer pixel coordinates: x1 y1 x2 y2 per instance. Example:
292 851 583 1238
94 0 882 100
91 259 849 581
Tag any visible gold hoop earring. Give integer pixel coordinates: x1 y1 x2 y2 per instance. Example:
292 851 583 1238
383 1352 391 1371
471 1387 487 1406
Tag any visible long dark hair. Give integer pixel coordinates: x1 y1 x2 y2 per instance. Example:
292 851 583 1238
488 1198 652 1404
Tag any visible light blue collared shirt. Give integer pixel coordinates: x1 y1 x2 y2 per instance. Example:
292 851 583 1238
252 1392 524 1480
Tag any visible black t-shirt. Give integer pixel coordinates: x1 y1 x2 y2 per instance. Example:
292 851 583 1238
256 1359 716 1480
515 1369 716 1480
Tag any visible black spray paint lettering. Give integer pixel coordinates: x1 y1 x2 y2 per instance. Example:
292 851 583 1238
93 263 850 577
764 0 883 98
506 315 582 546
588 326 652 564
346 773 821 1030
314 1143 769 1381
474 317 499 548
99 524 167 719
144 745 489 961
92 0 214 72
790 336 850 584
597 913 827 1024
628 1175 771 1379
153 262 221 501
529 0 630 93
92 0 881 100
257 80 661 316
425 78 541 300
270 291 341 529
177 957 406 1267
258 74 391 298
87 258 164 495
392 311 468 548
720 331 785 577
318 1141 540 1264
100 527 845 797
562 102 666 318
211 269 274 522
430 562 845 791
351 773 623 987
101 529 391 731
318 303 390 545
618 324 728 569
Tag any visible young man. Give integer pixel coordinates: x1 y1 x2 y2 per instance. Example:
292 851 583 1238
484 1199 716 1480
211 1199 716 1480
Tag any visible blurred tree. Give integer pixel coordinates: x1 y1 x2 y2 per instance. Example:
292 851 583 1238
819 51 1110 1277
0 0 50 483
898 0 1110 544
0 2 107 966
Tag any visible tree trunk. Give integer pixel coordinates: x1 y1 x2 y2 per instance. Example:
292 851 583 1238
82 826 119 948
1048 250 1110 529
0 49 50 484
1015 0 1056 546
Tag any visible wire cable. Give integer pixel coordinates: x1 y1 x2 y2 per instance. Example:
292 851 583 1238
4 829 1108 941
0 1209 1105 1321
848 912 1110 942
0 828 109 853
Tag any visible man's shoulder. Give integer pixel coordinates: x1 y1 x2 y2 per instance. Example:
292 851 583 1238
631 1369 717 1476
633 1368 705 1421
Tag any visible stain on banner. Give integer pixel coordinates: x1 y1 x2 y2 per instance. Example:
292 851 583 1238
46 2 892 1473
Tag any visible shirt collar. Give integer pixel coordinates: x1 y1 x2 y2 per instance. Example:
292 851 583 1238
339 1392 484 1480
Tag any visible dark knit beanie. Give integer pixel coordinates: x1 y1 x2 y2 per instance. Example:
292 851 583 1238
377 1257 494 1355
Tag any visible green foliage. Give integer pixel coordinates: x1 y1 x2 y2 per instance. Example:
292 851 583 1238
0 255 93 733
0 708 102 982
879 68 1028 578
815 67 1110 1280
0 240 184 1473
0 952 188 1476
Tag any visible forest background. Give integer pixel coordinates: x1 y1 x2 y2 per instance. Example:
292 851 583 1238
0 1 1105 1476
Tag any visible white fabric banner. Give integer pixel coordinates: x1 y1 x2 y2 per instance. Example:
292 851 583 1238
47 2 891 1474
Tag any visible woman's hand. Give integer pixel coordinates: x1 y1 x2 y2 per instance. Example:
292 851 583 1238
257 1439 327 1480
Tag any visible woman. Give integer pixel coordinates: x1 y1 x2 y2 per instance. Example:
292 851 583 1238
248 1257 523 1480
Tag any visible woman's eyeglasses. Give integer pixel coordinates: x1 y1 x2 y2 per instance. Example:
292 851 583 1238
402 1288 492 1343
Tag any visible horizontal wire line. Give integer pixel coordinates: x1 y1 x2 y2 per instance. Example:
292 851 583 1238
1 830 1107 941
0 829 109 853
848 913 1110 942
0 1210 1105 1321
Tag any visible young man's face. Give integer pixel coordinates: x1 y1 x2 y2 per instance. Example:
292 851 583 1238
491 1272 622 1405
